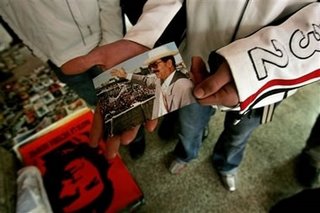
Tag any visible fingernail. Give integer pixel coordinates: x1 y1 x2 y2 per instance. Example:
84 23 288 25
194 87 205 98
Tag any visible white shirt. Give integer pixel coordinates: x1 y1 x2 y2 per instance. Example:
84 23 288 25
158 71 176 116
125 1 320 113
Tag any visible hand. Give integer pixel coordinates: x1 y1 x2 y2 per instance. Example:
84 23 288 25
191 56 239 107
62 39 153 158
61 39 149 75
89 103 158 159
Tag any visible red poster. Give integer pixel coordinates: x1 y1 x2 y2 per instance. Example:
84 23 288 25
16 111 144 213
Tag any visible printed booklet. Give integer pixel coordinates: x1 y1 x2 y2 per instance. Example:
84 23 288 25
93 42 196 136
14 110 144 213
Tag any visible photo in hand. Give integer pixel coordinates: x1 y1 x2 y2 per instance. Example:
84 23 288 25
93 42 196 136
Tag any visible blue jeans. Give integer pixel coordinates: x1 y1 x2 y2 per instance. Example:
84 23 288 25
173 103 215 163
212 108 263 175
49 62 102 107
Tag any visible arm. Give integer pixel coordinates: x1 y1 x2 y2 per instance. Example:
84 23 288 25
194 2 320 113
61 39 149 74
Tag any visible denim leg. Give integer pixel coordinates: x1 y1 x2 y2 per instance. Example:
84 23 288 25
212 108 262 175
49 63 102 107
173 103 215 163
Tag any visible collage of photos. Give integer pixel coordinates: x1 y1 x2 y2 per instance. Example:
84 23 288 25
0 65 87 148
93 42 196 136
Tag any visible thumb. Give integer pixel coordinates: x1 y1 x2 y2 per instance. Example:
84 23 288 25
190 56 209 85
193 61 233 99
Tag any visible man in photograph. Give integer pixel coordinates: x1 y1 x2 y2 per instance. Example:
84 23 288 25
111 45 195 119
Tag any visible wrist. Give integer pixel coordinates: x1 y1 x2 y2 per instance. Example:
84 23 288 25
121 39 150 56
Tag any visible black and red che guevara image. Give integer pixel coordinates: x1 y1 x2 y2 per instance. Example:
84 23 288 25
17 111 144 213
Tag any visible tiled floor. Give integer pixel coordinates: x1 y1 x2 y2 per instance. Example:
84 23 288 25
120 82 320 212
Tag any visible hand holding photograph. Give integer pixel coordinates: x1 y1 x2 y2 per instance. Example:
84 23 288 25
93 42 196 136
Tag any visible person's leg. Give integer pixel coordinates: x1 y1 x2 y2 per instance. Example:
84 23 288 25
158 110 179 140
212 108 262 190
169 103 214 174
270 188 320 213
129 125 146 160
296 114 320 187
158 109 210 141
303 114 320 163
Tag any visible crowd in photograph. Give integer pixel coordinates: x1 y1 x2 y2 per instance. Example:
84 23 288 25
97 79 155 121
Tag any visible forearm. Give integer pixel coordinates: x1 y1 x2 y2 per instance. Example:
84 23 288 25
217 2 320 112
61 39 149 74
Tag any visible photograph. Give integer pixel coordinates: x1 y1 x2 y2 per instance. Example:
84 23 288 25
42 91 55 104
93 42 196 136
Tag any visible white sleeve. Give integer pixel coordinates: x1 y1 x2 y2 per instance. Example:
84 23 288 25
217 2 320 113
98 0 124 45
124 0 183 48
